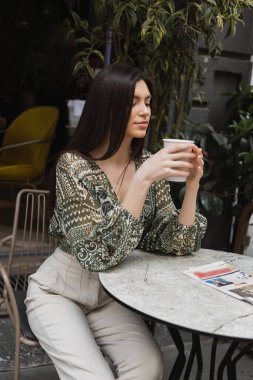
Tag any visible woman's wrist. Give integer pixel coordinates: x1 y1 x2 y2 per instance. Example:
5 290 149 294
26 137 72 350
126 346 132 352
185 181 199 192
121 172 150 220
133 170 152 190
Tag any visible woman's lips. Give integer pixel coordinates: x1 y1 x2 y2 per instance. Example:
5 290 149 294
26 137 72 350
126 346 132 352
135 122 149 129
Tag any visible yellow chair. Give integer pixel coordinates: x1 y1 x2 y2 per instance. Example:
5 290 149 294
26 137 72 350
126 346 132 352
0 106 59 188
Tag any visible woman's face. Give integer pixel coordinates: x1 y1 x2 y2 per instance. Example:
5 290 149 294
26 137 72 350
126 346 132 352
125 79 151 139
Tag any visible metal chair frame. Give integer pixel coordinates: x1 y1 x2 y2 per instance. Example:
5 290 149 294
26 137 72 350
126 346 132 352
0 188 56 380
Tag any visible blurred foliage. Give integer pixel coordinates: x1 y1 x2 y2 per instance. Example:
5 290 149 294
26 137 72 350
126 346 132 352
64 0 253 220
1 0 252 128
63 11 104 93
92 0 253 149
1 0 253 219
180 84 253 216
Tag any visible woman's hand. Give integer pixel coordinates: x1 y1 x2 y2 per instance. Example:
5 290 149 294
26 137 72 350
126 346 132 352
135 143 197 186
186 146 204 186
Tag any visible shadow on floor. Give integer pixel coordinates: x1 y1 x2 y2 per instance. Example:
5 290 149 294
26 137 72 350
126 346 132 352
1 318 253 380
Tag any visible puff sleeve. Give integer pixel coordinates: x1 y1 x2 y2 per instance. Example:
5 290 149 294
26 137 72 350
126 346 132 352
138 179 207 255
49 153 145 271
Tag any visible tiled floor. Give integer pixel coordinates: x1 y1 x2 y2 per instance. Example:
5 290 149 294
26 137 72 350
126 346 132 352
1 317 253 380
1 365 59 380
1 196 253 379
0 317 51 368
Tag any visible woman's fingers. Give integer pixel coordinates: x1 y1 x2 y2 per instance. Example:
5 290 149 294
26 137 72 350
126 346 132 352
166 160 193 169
196 152 204 167
140 145 204 183
163 143 195 154
164 168 190 178
167 152 197 160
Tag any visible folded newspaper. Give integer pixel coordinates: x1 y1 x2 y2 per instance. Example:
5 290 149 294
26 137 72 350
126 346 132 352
182 261 253 305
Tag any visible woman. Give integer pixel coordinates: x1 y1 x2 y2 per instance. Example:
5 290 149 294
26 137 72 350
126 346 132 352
26 63 207 380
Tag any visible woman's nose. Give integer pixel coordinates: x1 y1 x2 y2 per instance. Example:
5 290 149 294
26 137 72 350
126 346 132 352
139 103 150 115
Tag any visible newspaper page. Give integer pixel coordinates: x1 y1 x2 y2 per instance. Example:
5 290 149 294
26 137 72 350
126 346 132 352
182 261 253 305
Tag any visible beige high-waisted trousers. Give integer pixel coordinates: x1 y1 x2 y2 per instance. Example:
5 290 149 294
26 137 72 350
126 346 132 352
25 248 164 380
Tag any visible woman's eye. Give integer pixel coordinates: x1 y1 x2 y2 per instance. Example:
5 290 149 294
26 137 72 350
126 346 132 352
132 101 151 107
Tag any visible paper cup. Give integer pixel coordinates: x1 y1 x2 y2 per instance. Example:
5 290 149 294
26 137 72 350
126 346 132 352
163 138 195 182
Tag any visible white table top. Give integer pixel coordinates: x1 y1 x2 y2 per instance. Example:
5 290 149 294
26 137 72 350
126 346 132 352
99 248 253 341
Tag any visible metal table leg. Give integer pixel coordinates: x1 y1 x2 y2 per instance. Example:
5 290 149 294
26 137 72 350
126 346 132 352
194 333 203 380
183 333 203 380
167 327 186 380
164 327 252 380
209 338 218 380
217 341 239 380
229 342 253 379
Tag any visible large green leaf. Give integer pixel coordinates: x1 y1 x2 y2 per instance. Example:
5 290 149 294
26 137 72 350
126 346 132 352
205 0 217 5
199 191 223 215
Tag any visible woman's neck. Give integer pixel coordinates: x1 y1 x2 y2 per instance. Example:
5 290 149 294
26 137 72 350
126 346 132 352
91 138 132 167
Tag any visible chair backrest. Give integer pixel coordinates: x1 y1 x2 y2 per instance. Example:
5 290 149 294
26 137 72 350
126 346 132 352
0 106 59 178
0 189 56 292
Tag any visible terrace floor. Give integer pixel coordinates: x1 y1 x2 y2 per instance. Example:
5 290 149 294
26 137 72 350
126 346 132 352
0 194 253 379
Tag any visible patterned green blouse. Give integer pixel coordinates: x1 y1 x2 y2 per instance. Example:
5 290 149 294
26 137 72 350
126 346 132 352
49 152 207 272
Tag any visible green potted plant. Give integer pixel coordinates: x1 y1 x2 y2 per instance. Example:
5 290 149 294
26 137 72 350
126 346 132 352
64 1 253 250
63 10 104 98
91 0 253 149
64 1 253 144
177 84 253 250
66 1 253 147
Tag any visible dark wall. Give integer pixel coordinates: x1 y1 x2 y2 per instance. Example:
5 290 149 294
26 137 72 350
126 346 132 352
187 10 253 251
189 9 253 132
0 0 80 157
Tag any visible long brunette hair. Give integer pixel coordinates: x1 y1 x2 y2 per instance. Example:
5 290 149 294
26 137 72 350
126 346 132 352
49 64 154 213
66 63 154 159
